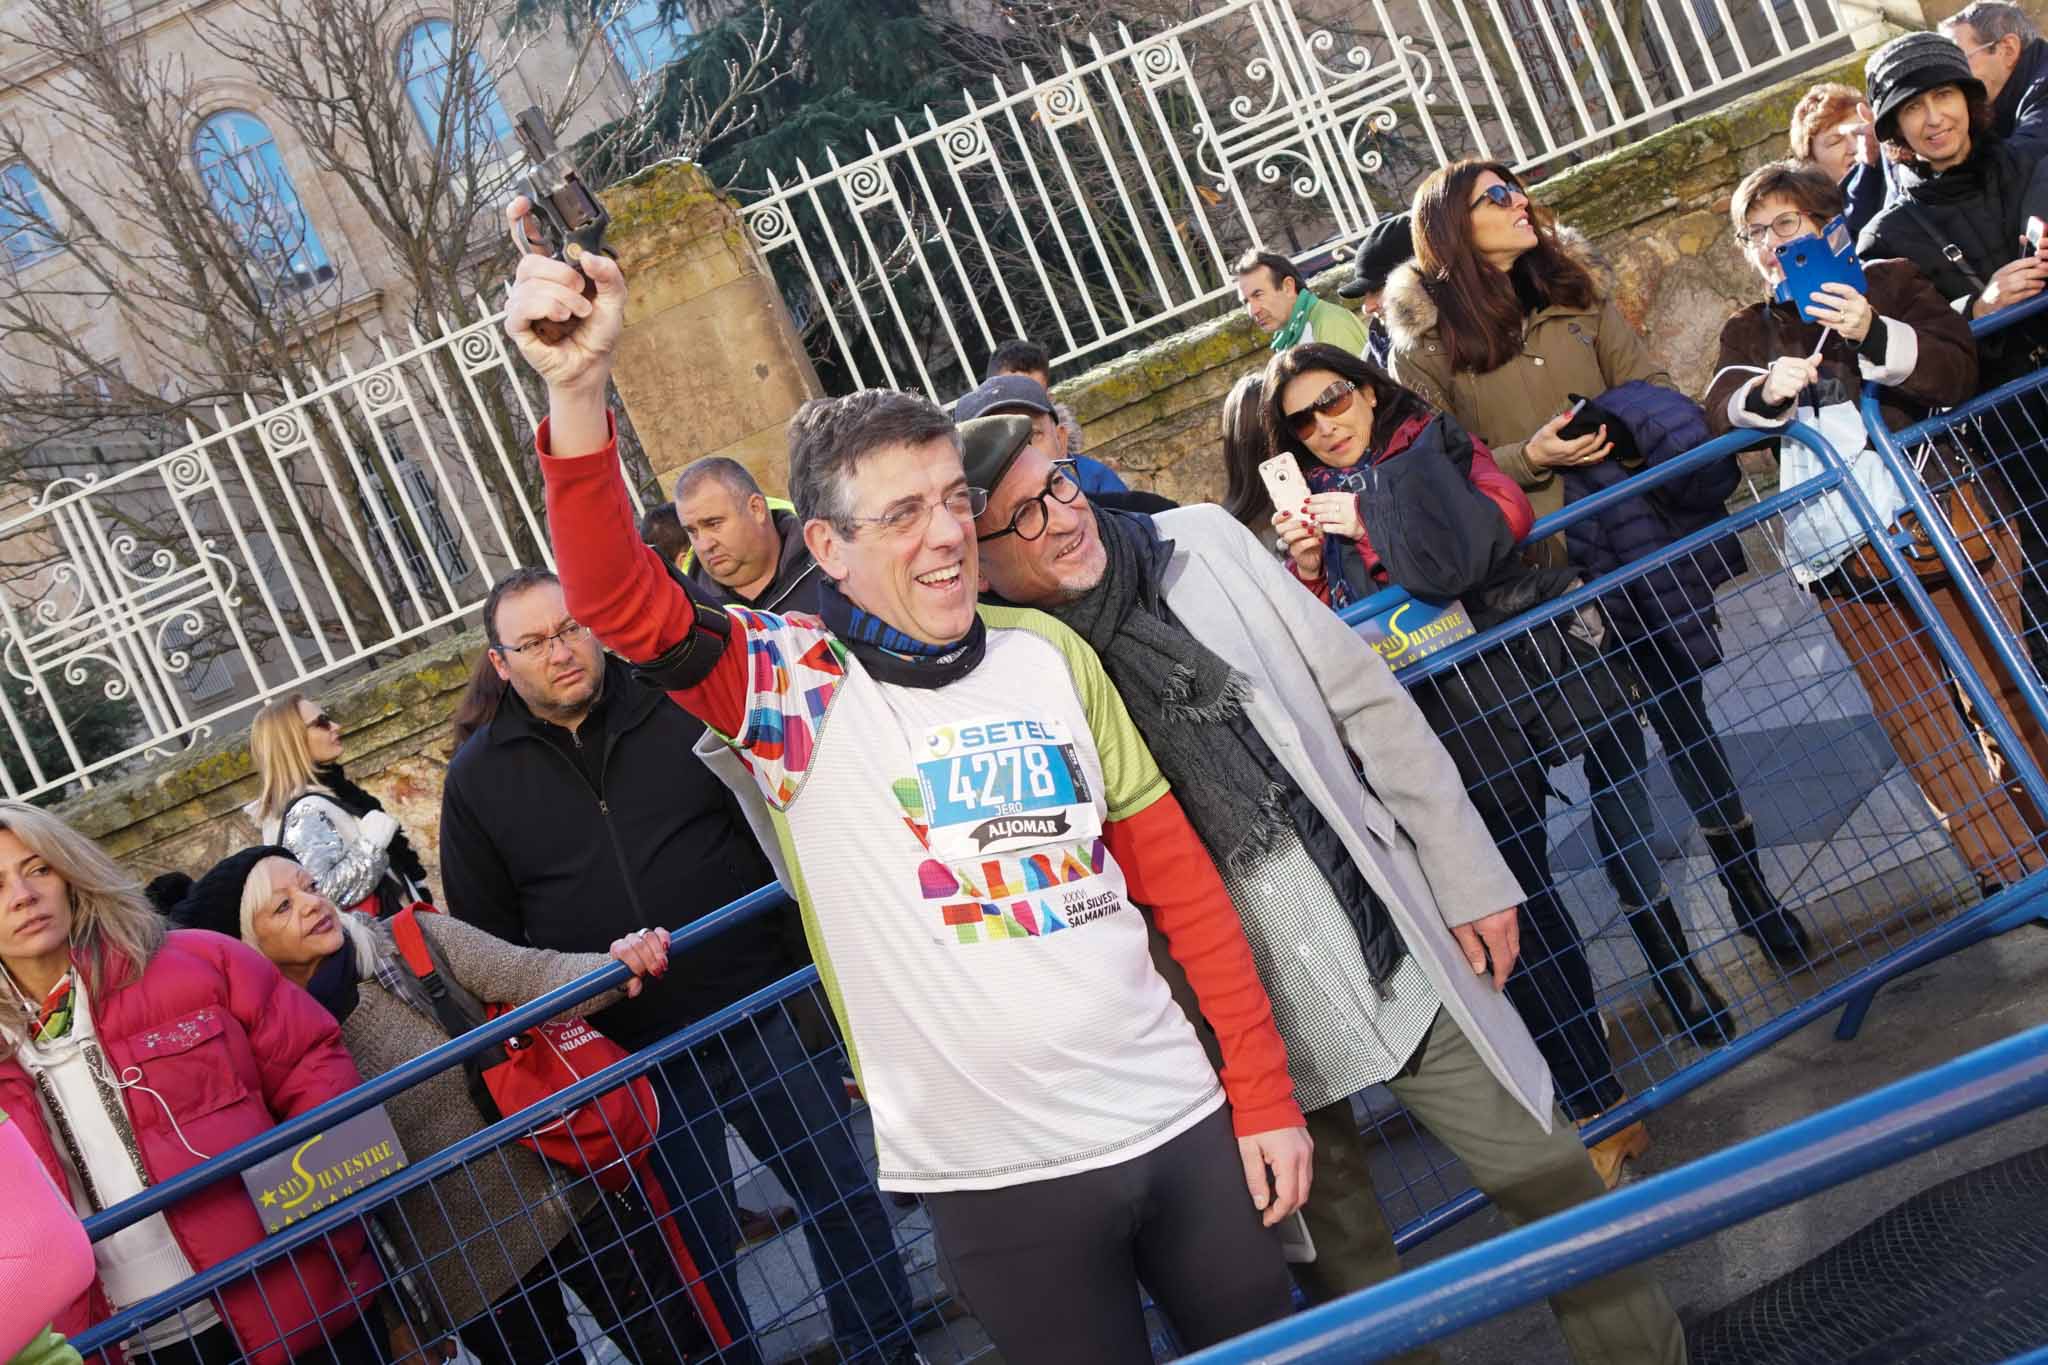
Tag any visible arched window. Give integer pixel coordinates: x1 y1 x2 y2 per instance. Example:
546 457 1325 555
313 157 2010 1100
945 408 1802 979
0 163 58 271
606 0 693 81
191 111 333 291
400 20 513 159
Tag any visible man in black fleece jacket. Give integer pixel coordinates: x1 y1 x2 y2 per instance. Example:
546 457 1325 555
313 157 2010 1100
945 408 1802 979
441 565 918 1365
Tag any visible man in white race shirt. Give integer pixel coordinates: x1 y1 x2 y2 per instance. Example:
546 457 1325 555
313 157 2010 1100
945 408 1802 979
502 201 1313 1365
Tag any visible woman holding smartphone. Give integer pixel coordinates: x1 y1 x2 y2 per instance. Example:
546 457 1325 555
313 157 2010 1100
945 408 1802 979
1386 159 1808 1004
1262 343 1653 1185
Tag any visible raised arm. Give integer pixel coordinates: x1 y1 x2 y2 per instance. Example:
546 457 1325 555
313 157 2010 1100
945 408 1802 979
502 199 750 736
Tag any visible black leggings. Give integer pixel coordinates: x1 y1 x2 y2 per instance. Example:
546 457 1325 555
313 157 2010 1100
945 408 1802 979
1471 762 1627 1120
923 1105 1291 1365
459 1186 708 1365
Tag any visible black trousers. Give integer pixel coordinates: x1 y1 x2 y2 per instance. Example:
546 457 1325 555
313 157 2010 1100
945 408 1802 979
923 1105 1290 1365
1469 761 1626 1119
459 1185 709 1365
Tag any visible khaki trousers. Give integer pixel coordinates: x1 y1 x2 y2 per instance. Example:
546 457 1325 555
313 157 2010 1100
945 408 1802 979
1819 562 2048 885
1295 1010 1687 1365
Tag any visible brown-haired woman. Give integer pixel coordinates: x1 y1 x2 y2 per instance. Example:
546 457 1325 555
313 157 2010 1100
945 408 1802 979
1259 343 1653 1183
1709 159 2048 891
1387 159 1804 1007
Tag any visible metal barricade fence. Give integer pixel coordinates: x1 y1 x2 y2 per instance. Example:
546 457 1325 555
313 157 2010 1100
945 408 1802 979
61 407 2048 1363
1327 416 2048 1248
1183 1018 2048 1363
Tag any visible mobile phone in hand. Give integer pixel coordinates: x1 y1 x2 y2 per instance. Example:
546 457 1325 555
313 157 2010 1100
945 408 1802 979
1278 1210 1318 1264
1259 453 1313 516
1555 395 1601 443
2029 216 2046 254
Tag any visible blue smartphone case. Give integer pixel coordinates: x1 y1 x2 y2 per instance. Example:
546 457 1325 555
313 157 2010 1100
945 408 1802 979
1774 215 1866 325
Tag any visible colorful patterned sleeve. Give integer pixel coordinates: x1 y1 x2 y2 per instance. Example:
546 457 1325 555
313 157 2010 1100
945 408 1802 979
714 607 850 811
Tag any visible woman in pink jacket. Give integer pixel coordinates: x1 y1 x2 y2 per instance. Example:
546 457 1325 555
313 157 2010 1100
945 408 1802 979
0 801 382 1365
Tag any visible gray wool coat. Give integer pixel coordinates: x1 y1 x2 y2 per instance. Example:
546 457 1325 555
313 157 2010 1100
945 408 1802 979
338 912 626 1330
1150 504 1552 1126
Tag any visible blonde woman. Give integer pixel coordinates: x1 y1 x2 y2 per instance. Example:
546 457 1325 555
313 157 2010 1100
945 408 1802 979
248 693 429 917
0 801 381 1364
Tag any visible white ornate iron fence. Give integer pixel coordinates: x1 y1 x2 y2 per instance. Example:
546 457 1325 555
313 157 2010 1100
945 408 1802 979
742 0 1847 400
0 306 646 803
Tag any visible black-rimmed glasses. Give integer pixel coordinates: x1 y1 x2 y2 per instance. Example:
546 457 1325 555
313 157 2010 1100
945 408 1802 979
980 461 1083 542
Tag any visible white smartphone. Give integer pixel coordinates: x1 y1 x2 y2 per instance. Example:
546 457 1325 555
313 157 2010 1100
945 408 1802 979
1259 452 1312 516
1278 1209 1318 1264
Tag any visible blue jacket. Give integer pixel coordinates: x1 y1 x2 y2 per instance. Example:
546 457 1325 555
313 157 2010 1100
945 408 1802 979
1562 381 1745 674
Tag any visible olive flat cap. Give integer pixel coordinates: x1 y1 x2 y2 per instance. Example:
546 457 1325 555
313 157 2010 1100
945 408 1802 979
959 414 1034 495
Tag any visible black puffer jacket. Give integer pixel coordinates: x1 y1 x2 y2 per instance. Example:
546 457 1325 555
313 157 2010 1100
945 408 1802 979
1562 380 1744 676
1859 135 2048 390
1361 415 1642 808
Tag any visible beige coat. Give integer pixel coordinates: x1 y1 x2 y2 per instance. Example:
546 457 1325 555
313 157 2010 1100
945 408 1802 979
1380 258 1669 564
1151 504 1552 1126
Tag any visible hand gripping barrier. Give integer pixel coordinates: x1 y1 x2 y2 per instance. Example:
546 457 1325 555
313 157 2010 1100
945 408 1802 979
63 411 2048 1362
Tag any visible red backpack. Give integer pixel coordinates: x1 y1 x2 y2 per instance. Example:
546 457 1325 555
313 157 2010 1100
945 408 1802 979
388 908 658 1192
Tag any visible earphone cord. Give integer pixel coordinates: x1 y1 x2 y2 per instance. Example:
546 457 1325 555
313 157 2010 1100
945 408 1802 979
93 1051 211 1162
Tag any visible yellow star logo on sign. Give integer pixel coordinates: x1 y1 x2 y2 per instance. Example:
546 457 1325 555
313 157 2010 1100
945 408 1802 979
261 1190 277 1207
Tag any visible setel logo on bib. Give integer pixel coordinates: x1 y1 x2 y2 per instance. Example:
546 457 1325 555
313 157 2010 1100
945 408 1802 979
915 715 1101 862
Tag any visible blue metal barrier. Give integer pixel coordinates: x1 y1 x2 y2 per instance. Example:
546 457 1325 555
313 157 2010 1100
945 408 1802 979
81 882 792 1243
1182 1019 2048 1364
71 959 828 1356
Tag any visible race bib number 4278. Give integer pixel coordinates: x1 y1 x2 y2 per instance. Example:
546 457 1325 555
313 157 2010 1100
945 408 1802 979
915 716 1100 859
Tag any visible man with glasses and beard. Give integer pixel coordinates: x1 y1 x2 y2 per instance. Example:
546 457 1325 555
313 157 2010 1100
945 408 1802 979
966 404 1689 1365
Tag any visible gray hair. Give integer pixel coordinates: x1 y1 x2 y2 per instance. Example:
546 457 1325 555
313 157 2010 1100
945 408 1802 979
672 456 763 505
1944 2 2039 45
786 389 959 531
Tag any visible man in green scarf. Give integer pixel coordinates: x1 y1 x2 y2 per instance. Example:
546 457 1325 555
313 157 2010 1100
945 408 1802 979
1234 248 1370 355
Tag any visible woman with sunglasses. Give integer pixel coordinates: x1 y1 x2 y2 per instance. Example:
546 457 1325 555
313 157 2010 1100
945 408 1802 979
248 694 430 919
1387 160 1797 1008
1261 342 1654 1185
1708 159 2048 891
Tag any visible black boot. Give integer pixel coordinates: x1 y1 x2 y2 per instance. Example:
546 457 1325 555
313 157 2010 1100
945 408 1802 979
1626 899 1737 1045
1703 820 1814 971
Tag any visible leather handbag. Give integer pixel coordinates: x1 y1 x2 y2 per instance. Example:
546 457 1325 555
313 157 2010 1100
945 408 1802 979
1843 478 2001 586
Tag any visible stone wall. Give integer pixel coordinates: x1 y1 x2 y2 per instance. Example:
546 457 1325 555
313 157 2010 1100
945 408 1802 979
58 635 478 893
1061 50 1874 502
